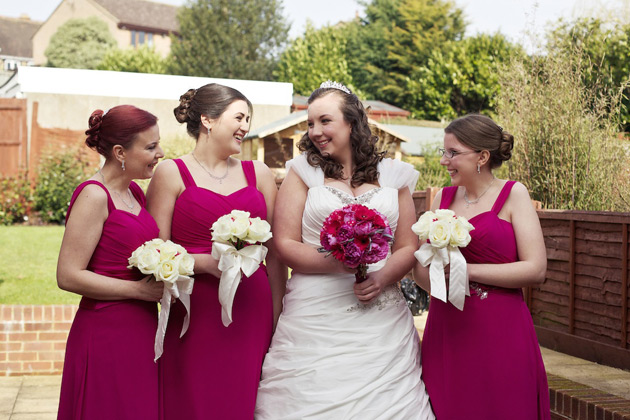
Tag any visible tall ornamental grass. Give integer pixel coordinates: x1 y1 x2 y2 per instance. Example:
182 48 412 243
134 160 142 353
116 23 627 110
496 49 630 211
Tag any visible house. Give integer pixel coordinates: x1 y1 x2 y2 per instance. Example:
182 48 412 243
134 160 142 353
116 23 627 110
244 110 411 178
0 15 40 84
0 66 292 178
32 0 179 65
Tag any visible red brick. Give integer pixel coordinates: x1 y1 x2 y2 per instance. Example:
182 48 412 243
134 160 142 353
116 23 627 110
54 306 65 321
0 361 22 372
53 322 73 332
0 352 5 361
53 361 64 372
1 306 12 321
0 342 21 351
43 306 53 321
64 306 75 321
38 332 68 341
8 352 37 361
24 361 53 372
12 307 22 321
54 342 66 351
33 306 42 321
23 306 33 321
23 341 53 352
549 389 557 411
24 322 52 332
0 333 7 341
7 332 37 342
39 351 64 362
2 322 24 332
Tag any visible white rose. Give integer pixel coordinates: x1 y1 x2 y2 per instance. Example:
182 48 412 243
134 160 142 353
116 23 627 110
175 252 195 276
229 210 251 220
211 215 235 244
428 219 451 248
156 259 179 283
230 216 251 240
411 211 435 240
158 240 179 261
450 219 473 247
434 208 456 221
245 217 272 244
135 247 161 274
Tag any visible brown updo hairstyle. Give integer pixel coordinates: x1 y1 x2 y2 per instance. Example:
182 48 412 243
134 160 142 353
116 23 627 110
298 86 385 187
174 83 253 139
85 105 158 157
444 114 514 169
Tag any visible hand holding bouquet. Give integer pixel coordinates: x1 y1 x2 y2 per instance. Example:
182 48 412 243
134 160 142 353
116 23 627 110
128 238 195 361
319 204 393 283
210 210 272 327
412 209 474 310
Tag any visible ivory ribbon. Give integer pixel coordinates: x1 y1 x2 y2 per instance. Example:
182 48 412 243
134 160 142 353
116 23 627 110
211 242 267 327
414 243 470 310
154 275 194 361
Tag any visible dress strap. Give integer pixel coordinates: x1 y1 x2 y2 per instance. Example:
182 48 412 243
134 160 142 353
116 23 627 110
491 180 516 214
65 180 115 224
241 160 256 187
173 159 196 188
439 186 458 209
129 181 146 208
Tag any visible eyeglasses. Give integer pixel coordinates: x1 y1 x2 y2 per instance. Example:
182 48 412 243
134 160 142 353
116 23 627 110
438 148 481 159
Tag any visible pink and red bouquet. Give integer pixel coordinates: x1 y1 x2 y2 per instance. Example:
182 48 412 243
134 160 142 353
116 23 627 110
319 204 393 283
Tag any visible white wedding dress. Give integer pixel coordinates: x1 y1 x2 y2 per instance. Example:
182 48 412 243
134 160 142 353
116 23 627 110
255 154 435 420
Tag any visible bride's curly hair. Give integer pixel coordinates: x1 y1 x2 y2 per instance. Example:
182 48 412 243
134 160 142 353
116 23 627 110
298 87 385 187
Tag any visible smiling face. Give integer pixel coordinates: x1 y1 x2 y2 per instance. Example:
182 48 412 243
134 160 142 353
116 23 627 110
123 124 164 179
209 100 250 155
307 92 352 161
440 132 481 186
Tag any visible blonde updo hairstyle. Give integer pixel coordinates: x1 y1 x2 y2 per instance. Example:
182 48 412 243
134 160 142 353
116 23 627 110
173 83 253 140
444 114 514 169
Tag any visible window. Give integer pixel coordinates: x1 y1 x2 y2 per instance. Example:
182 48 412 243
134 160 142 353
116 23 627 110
131 30 154 47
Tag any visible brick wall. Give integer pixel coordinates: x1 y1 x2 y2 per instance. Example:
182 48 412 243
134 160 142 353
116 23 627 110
0 305 78 376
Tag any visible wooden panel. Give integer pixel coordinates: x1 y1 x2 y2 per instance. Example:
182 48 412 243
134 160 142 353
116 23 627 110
0 98 27 177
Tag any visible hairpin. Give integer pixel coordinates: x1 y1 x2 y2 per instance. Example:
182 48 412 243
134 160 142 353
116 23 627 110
497 125 504 132
320 80 351 95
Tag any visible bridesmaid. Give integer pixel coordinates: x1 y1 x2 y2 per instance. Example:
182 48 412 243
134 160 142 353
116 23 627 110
146 83 286 419
57 105 165 419
414 114 550 419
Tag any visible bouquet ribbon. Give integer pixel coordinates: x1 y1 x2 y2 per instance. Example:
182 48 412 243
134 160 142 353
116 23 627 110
414 243 470 311
211 242 268 327
154 275 194 362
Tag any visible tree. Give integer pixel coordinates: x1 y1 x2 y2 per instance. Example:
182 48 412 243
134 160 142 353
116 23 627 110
274 23 357 96
98 46 167 74
407 33 523 120
168 0 290 80
45 17 116 69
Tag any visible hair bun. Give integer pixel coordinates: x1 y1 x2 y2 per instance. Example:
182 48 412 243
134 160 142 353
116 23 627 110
498 131 514 161
85 109 105 151
174 89 196 123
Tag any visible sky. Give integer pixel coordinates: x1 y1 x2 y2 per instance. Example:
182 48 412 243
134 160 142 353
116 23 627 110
0 0 626 46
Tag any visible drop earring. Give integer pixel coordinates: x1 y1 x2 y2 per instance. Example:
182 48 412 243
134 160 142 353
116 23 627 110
122 160 126 171
477 164 480 174
207 126 211 135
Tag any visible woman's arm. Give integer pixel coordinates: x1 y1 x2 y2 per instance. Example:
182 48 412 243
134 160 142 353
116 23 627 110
467 182 547 288
146 159 221 277
253 161 288 328
274 169 354 275
57 185 163 302
354 188 419 303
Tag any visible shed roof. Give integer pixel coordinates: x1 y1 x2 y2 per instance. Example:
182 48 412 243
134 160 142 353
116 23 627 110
92 0 179 33
0 16 41 58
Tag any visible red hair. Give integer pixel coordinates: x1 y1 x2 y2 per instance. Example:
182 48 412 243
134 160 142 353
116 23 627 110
85 105 158 157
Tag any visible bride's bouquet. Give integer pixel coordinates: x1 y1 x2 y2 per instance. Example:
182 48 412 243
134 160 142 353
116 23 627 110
128 238 195 361
412 209 474 310
211 210 272 327
319 204 393 283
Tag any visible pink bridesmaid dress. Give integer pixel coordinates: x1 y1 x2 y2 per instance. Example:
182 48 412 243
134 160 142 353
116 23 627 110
159 159 273 420
58 181 159 420
421 181 551 420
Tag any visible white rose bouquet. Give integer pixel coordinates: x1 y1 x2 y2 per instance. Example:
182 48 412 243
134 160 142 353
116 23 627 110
412 209 475 310
210 210 272 327
128 238 195 361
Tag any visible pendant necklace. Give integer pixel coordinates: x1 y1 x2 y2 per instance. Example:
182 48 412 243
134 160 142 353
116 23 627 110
192 152 229 184
463 177 496 208
98 169 135 210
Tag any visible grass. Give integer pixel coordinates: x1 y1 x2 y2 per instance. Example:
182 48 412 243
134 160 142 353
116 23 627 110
0 226 80 305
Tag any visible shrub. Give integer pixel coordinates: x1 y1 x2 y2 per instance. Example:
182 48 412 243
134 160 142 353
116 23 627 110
0 170 32 225
33 145 95 224
496 47 630 211
408 145 452 190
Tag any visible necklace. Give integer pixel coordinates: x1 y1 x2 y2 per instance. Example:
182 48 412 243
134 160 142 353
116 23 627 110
98 169 135 211
192 152 229 184
463 177 496 208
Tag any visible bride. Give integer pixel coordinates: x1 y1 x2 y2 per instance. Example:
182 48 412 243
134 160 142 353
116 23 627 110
255 81 434 419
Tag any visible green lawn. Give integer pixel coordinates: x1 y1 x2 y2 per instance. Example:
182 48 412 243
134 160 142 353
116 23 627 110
0 226 80 305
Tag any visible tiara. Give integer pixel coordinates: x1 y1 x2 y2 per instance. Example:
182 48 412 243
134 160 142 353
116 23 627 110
320 80 351 95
